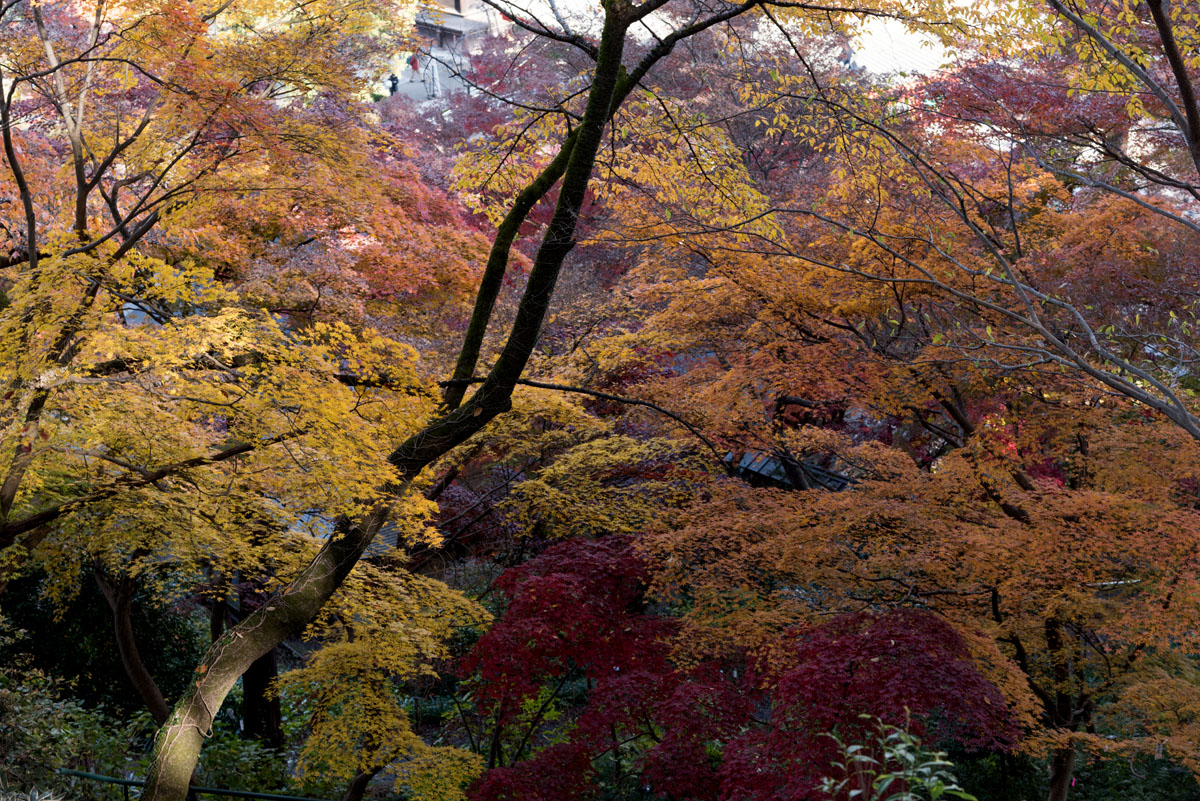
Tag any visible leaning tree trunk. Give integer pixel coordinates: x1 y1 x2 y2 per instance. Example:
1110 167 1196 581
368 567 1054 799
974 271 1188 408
140 11 633 800
94 567 171 725
215 588 284 748
1047 746 1076 801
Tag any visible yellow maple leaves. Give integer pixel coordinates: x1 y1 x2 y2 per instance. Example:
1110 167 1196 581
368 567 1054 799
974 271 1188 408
0 1 486 790
279 562 488 799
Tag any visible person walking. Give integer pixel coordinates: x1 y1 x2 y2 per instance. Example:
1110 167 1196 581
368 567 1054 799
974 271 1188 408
408 53 420 81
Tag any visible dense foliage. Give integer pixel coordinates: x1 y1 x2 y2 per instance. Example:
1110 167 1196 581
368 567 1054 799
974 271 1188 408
2 0 1200 800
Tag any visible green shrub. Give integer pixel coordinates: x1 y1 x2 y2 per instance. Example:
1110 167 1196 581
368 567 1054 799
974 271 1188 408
821 718 978 801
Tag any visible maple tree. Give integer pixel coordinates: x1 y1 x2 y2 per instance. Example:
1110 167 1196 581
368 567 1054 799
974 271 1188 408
719 0 1200 444
582 169 1200 792
561 0 1200 448
454 538 1013 801
647 402 1200 797
4 0 1200 800
56 0 973 797
0 0 486 794
514 25 1200 795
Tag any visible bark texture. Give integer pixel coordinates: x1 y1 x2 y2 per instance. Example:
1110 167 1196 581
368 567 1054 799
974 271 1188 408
1047 746 1076 801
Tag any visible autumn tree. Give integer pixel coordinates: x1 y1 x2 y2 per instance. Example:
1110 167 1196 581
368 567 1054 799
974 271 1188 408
455 538 1014 801
530 30 1200 795
714 0 1200 445
0 0 485 793
9 1 1162 800
108 0 991 797
429 6 1200 798
634 390 1200 800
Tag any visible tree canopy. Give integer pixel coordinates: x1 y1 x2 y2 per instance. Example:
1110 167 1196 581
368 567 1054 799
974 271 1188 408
3 1 1200 801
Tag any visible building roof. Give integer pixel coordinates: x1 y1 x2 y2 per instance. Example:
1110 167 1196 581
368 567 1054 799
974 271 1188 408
724 450 854 492
416 8 490 34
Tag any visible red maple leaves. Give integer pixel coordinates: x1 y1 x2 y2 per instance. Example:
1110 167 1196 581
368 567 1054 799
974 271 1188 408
461 540 1015 801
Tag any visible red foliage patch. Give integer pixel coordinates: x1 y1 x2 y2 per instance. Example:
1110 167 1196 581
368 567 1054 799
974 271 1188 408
464 541 1016 801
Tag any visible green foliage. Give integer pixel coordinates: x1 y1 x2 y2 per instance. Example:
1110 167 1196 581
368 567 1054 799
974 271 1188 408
1067 755 1200 801
0 669 117 789
195 724 287 793
0 571 207 714
0 621 140 800
821 719 978 801
943 750 1044 801
954 749 1200 801
590 743 663 801
0 616 288 800
0 775 68 801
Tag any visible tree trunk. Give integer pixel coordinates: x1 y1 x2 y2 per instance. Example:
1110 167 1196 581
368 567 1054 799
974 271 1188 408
340 768 381 801
94 567 171 725
442 137 576 410
140 4 720 796
210 598 228 643
142 502 395 801
210 593 283 746
1047 746 1075 801
241 648 283 748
